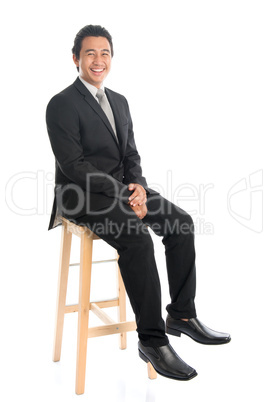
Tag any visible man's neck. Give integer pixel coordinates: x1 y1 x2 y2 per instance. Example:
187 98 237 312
79 76 104 96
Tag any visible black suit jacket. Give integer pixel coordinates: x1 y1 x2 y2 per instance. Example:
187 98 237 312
46 77 157 229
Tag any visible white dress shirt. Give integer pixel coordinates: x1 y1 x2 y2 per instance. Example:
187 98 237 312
79 76 104 101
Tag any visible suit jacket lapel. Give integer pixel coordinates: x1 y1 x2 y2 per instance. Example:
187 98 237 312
105 88 126 158
73 78 120 149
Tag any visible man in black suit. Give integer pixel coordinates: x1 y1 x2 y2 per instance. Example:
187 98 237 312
46 25 230 381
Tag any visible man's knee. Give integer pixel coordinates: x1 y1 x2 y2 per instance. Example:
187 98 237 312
126 225 154 253
180 212 194 236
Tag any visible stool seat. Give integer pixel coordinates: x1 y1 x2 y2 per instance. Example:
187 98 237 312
52 217 157 395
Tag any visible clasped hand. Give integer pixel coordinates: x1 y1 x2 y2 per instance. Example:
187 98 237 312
128 183 147 219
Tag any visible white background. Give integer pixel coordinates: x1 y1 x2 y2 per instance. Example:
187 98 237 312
1 0 267 401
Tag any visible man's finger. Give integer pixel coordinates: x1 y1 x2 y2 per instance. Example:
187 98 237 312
130 193 147 205
129 189 140 202
130 196 146 206
129 188 145 200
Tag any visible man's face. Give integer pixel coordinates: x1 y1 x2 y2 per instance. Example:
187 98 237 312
73 36 112 88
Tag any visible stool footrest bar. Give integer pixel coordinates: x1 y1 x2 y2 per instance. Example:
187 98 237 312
88 321 137 338
65 299 119 313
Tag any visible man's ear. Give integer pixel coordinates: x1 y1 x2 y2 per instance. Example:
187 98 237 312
73 54 79 68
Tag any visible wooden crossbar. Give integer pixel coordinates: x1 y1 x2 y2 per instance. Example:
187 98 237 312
88 321 137 338
65 299 119 314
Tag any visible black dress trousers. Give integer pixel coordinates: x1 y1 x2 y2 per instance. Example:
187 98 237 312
74 193 197 347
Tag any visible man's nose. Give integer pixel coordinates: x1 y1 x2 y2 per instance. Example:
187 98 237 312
93 54 103 64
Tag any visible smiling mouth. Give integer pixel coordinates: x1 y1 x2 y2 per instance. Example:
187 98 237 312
90 68 105 75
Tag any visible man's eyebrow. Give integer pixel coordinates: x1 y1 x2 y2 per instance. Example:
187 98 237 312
84 48 111 53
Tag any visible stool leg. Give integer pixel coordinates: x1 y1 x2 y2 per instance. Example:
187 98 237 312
147 362 157 379
53 222 72 362
116 252 127 350
75 232 93 395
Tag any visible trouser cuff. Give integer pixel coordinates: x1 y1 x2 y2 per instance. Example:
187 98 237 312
138 334 169 348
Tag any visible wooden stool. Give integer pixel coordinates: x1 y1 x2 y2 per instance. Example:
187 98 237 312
52 217 157 395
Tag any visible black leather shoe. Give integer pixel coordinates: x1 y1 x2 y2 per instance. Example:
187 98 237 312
166 315 231 345
138 341 197 381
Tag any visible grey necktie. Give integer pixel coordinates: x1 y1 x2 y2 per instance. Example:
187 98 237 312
96 89 118 140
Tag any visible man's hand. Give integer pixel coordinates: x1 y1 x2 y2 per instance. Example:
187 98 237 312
128 183 147 206
129 203 148 219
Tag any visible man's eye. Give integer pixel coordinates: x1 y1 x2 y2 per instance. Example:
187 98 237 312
87 53 94 56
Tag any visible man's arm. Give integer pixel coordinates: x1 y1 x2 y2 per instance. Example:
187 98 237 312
122 103 148 187
122 99 150 208
46 94 131 203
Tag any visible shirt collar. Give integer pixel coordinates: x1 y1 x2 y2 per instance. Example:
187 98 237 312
79 76 104 99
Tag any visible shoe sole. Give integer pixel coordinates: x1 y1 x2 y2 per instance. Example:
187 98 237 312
166 325 231 345
138 349 198 381
166 326 182 337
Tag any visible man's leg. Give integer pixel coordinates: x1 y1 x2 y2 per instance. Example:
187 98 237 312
143 193 231 345
74 201 168 347
143 194 197 319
